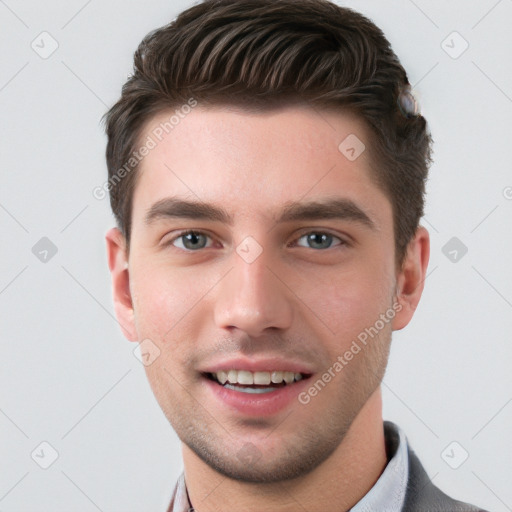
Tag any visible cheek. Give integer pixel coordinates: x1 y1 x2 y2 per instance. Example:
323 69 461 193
130 264 205 342
130 266 209 411
299 262 395 342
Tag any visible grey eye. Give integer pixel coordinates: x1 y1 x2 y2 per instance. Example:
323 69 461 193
296 232 341 250
173 231 211 250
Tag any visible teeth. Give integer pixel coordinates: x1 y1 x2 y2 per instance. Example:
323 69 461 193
216 371 228 384
283 371 294 384
237 370 253 385
211 370 305 386
271 371 283 383
254 371 271 385
224 383 276 394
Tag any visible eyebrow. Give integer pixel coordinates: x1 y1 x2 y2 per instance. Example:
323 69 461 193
144 197 375 229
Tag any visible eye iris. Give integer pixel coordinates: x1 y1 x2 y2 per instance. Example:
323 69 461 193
183 232 207 250
308 233 332 249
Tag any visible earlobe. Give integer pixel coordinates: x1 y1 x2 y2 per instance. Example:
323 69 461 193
392 226 430 331
105 227 139 341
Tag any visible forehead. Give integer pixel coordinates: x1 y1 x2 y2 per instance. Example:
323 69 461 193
131 105 390 228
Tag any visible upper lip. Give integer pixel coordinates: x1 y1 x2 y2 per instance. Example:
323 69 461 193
200 356 314 375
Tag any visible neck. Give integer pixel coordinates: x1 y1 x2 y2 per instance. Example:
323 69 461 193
181 388 387 512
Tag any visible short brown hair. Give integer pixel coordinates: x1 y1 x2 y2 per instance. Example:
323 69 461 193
103 0 432 266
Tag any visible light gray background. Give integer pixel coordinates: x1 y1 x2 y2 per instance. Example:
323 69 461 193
1 0 511 510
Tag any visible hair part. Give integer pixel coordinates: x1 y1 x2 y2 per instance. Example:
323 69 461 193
103 0 432 267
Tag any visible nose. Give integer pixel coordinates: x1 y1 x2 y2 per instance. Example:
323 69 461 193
213 247 294 337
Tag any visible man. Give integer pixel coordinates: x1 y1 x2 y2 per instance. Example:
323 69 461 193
103 1 487 510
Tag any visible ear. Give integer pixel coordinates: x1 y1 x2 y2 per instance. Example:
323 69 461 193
392 226 430 331
105 227 138 341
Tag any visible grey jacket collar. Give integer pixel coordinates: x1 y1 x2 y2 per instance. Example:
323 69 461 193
397 422 488 511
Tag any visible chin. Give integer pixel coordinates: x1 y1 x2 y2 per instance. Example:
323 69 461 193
183 431 342 484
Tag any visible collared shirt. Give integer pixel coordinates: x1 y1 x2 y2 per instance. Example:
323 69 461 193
166 421 409 512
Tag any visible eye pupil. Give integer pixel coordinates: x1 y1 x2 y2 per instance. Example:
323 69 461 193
308 233 332 249
183 232 207 249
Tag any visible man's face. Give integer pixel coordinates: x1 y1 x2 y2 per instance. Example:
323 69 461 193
108 106 419 482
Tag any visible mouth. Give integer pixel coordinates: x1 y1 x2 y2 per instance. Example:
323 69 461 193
203 370 311 394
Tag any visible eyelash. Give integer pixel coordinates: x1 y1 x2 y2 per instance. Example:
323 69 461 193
165 229 349 251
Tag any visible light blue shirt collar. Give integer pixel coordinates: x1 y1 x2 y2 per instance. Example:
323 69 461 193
350 421 409 512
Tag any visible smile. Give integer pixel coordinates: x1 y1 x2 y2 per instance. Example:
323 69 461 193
206 370 307 394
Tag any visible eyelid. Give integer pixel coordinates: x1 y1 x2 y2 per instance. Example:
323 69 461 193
164 228 350 251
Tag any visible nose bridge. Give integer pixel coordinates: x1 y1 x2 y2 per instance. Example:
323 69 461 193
214 241 293 336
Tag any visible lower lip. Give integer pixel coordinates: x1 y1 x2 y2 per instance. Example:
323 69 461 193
202 375 312 417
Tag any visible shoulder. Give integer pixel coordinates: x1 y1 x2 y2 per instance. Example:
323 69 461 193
403 444 489 512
